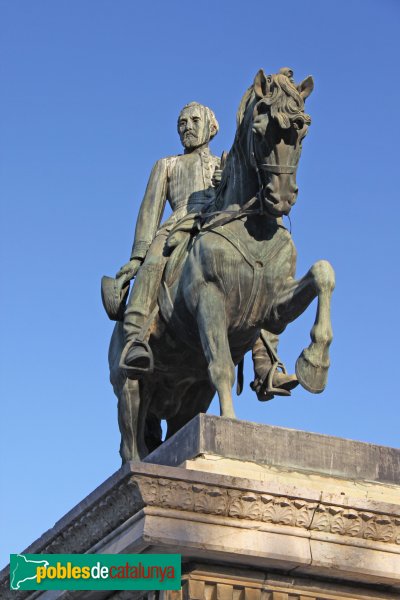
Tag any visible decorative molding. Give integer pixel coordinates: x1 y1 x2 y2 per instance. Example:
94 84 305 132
135 475 400 547
1 471 399 600
16 474 400 560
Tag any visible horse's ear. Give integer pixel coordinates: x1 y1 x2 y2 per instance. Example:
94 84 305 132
297 75 314 100
254 69 270 98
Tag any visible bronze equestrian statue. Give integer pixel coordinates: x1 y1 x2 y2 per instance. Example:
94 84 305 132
103 68 335 462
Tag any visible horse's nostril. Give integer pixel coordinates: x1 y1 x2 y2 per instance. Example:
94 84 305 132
268 192 280 204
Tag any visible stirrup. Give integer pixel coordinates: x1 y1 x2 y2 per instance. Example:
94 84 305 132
119 340 154 378
253 361 293 401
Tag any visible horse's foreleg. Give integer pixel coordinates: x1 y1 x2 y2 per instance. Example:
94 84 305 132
296 260 335 393
269 260 335 393
197 288 236 419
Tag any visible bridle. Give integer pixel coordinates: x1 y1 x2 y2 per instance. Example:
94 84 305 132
250 128 297 185
199 123 298 232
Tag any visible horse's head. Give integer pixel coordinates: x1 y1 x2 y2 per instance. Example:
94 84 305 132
248 68 313 217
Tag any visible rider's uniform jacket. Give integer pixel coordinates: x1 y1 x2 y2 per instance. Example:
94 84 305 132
130 146 220 260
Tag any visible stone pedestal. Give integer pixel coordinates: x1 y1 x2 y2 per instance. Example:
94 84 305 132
1 415 400 599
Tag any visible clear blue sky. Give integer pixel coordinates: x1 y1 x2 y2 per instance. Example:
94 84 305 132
1 0 399 569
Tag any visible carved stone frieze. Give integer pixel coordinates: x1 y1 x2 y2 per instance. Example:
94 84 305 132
135 475 400 546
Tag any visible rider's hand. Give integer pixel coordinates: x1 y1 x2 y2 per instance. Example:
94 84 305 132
116 259 142 283
212 168 223 188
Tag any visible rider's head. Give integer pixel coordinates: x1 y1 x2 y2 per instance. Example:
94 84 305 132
177 102 219 152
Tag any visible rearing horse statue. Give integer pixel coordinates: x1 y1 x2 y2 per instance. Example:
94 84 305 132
109 68 335 461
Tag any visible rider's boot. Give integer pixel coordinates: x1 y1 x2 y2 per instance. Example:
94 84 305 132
251 331 298 401
120 263 164 376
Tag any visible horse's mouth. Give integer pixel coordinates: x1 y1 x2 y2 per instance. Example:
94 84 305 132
263 197 292 218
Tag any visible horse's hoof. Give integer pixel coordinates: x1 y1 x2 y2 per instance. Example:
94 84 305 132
295 350 328 394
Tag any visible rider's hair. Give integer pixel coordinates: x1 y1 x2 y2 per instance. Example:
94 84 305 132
178 102 219 140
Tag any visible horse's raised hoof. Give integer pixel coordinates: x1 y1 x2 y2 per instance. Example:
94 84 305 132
295 349 328 394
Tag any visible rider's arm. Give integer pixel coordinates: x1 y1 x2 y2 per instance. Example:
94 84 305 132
130 158 168 260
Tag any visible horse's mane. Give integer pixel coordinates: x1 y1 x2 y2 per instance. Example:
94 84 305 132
236 85 254 129
237 73 311 129
214 73 311 208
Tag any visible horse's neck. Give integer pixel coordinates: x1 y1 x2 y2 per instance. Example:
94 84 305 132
220 140 259 211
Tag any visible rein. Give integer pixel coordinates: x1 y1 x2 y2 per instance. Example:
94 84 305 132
199 133 267 231
199 195 260 232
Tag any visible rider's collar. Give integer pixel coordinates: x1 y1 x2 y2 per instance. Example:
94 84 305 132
184 143 211 156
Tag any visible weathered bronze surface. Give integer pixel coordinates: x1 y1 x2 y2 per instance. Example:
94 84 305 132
103 69 335 462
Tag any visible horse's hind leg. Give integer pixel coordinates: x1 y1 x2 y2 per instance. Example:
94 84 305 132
166 380 215 439
197 288 236 418
109 323 141 463
116 378 142 463
268 260 335 393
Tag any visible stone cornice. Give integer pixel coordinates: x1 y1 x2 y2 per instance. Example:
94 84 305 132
1 462 399 599
11 464 400 559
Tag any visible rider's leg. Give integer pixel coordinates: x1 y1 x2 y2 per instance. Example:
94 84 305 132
123 263 164 343
252 331 275 381
122 234 167 370
251 330 298 401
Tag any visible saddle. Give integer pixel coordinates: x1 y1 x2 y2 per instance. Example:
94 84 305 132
163 213 204 289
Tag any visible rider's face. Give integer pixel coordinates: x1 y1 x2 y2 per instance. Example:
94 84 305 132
178 107 211 151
